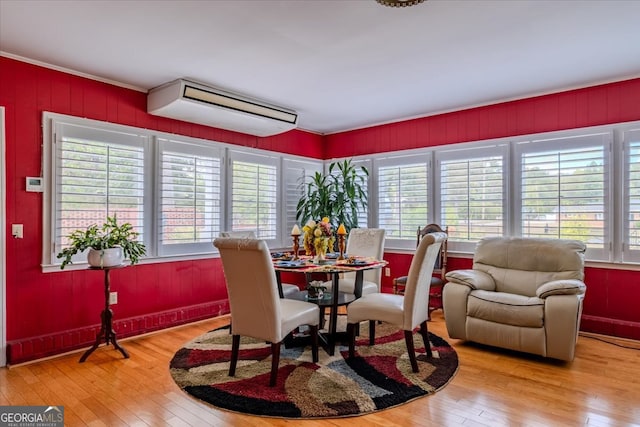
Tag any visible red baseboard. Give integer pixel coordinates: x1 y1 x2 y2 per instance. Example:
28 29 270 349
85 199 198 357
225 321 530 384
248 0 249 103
7 300 230 365
581 315 640 341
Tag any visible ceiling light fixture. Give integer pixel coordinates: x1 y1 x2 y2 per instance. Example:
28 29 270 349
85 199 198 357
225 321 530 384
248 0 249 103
375 0 426 7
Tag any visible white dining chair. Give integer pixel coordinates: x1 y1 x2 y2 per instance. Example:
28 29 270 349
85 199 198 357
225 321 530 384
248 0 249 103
346 232 446 373
217 231 300 298
213 237 319 386
323 228 386 297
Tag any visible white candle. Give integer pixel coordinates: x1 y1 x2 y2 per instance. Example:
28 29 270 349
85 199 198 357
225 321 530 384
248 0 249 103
291 224 301 235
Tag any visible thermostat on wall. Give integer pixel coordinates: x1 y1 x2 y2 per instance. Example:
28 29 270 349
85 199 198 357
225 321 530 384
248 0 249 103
26 177 44 192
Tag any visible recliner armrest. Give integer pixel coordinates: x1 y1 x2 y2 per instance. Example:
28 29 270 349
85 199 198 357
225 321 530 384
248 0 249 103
445 270 496 291
536 280 586 299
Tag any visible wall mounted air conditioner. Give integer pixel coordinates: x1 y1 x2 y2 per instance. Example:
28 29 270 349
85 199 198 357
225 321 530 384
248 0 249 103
147 79 298 137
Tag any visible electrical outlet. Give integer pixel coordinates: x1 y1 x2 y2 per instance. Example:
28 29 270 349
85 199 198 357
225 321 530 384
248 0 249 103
385 267 391 277
109 292 118 305
12 224 24 238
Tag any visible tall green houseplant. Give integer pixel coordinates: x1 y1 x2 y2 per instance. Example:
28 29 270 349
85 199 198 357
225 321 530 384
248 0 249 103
296 159 368 232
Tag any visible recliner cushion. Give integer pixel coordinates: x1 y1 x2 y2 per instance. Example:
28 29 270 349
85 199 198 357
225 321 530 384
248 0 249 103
467 290 544 328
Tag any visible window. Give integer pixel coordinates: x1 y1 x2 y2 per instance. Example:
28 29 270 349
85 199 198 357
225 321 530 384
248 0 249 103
624 129 640 262
282 157 323 238
228 150 279 242
437 144 506 252
43 113 293 269
351 158 371 228
157 138 222 256
49 120 149 266
515 132 610 261
376 154 430 249
43 112 640 267
325 158 371 229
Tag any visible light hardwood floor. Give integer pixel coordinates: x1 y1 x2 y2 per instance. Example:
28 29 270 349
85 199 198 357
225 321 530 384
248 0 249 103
1 312 639 426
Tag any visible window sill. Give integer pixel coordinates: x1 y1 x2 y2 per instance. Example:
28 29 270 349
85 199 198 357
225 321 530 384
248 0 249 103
42 251 220 273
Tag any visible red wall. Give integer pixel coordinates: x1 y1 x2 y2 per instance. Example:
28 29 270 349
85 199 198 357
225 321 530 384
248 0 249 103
0 57 324 364
2 56 639 364
325 78 640 155
328 78 640 342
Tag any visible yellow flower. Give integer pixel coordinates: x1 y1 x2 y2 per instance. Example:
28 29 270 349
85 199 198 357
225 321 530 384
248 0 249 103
302 218 334 256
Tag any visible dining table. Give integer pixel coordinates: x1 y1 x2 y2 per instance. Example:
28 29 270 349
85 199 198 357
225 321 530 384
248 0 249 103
272 255 387 356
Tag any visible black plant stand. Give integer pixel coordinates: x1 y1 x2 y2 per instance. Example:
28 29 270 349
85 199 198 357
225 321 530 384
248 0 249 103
79 265 129 362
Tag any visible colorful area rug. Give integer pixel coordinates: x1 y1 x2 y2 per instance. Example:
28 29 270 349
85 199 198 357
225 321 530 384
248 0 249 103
169 322 458 419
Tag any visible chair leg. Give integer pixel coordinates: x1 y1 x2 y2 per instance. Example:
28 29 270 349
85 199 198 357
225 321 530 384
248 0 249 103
404 330 419 373
347 323 356 359
229 334 240 377
310 324 319 363
419 320 433 357
320 306 326 329
369 320 376 346
269 342 281 387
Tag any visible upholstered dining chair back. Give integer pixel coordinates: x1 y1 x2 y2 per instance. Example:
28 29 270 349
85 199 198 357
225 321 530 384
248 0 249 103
215 232 299 298
402 232 448 331
219 230 256 238
344 228 386 291
214 237 282 342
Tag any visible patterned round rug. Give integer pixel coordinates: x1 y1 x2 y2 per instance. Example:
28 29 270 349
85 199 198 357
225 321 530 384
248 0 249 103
169 323 458 419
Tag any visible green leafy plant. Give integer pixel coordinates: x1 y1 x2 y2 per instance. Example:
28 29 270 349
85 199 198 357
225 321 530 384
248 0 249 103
296 159 368 233
57 215 146 269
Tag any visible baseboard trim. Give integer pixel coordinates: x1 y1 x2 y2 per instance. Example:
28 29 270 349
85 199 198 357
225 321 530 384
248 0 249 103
6 300 230 365
578 330 640 346
580 314 640 341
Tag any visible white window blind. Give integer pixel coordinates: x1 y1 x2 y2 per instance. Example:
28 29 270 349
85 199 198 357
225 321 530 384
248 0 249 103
517 133 609 261
351 159 371 228
326 158 370 229
624 130 640 262
283 158 322 239
158 138 222 256
438 147 505 246
229 151 279 241
376 154 429 248
53 122 147 264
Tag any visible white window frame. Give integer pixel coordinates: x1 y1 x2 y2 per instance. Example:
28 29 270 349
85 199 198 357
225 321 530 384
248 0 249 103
42 113 153 270
42 112 640 268
226 149 281 247
513 131 612 262
156 136 224 257
435 142 509 254
350 157 372 229
374 152 431 250
281 156 323 243
623 128 640 263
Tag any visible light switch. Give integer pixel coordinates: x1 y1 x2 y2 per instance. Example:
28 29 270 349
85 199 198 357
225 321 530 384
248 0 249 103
12 224 24 238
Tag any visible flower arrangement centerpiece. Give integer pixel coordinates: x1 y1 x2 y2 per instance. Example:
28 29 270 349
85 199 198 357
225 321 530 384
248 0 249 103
302 217 335 262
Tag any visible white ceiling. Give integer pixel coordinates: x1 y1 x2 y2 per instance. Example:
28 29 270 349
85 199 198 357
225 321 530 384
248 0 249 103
1 0 639 135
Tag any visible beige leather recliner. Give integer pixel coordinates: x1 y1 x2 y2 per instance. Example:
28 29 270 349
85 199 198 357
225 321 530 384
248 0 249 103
443 237 587 361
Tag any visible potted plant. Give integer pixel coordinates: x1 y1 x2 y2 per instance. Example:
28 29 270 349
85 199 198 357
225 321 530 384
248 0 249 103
296 159 368 235
57 215 146 269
